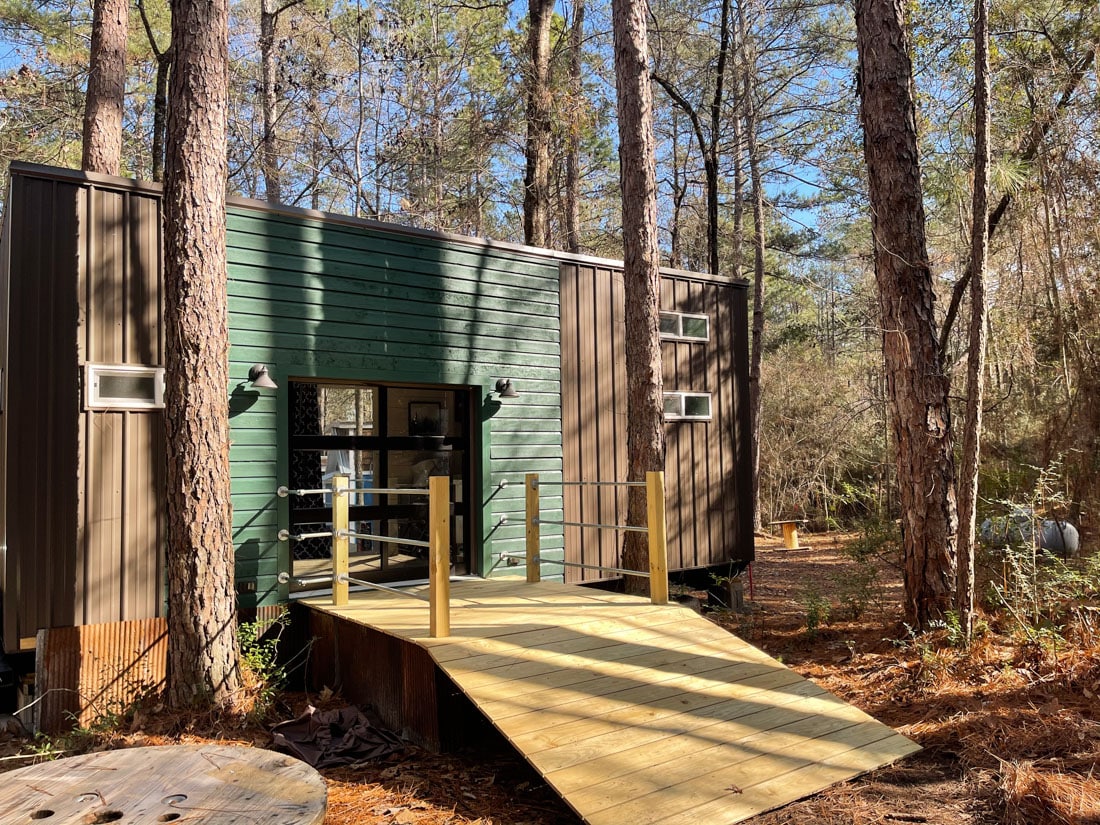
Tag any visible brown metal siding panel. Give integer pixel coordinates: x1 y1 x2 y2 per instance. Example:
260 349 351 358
688 280 712 568
730 286 754 563
88 188 125 364
594 267 616 568
560 264 582 582
126 194 162 365
80 185 164 627
3 177 82 650
610 267 628 556
123 411 163 619
662 278 686 568
0 181 10 649
559 262 752 583
83 188 124 627
577 265 599 579
704 283 727 566
85 412 123 624
120 193 165 622
2 173 165 652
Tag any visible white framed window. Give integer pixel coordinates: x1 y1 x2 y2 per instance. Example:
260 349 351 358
663 392 712 421
659 311 710 342
85 364 165 410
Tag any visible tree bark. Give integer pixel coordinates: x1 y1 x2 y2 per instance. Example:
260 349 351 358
164 0 241 709
82 0 128 175
955 0 989 641
612 0 665 595
856 0 957 626
731 102 744 280
564 0 584 254
137 0 171 182
523 0 555 247
738 0 765 533
260 0 282 204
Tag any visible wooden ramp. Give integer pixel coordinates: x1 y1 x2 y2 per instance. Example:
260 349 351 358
304 579 918 825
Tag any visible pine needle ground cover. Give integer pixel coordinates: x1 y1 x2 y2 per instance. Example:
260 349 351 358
2 531 1097 825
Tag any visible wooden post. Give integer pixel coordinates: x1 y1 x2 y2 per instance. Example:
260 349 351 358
526 473 540 583
646 471 669 605
332 474 349 606
429 475 451 638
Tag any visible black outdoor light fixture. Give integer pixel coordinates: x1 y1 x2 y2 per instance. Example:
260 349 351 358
495 378 519 398
248 364 278 390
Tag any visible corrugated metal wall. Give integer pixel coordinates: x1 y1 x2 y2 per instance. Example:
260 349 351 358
35 617 167 732
2 174 83 649
77 184 166 626
1 167 166 653
560 262 753 581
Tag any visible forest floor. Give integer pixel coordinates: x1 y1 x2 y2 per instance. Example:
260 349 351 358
2 532 1098 825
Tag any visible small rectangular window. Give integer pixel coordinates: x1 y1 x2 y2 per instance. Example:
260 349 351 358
659 311 710 342
85 364 165 410
663 392 712 421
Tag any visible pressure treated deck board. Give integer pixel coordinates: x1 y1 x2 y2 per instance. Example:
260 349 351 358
304 578 918 824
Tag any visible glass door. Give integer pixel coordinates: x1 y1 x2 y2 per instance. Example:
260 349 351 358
287 380 471 589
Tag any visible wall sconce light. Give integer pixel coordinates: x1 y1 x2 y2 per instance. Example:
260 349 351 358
248 364 278 389
495 378 518 398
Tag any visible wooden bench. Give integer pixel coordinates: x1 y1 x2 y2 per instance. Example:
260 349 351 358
770 519 804 550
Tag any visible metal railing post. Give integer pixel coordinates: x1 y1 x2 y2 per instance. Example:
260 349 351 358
646 471 669 605
526 473 540 583
332 474 350 606
429 475 451 638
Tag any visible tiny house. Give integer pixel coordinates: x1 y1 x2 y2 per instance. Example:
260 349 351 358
0 162 753 655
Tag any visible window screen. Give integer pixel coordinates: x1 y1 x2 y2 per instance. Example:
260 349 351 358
86 364 165 410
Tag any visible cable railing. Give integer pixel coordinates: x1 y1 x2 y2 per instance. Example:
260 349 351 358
496 471 669 605
275 473 453 637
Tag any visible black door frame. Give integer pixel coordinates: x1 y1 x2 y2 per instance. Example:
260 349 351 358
287 379 475 585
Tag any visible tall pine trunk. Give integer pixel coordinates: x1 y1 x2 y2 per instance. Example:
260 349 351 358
164 0 241 709
137 0 171 182
260 0 282 204
956 0 990 640
564 0 584 254
523 0 554 247
82 0 128 174
738 0 765 533
612 0 664 595
856 0 957 626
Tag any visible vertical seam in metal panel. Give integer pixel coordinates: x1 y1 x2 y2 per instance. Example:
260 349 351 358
42 181 54 625
82 185 96 625
0 172 11 648
120 190 130 619
121 411 129 618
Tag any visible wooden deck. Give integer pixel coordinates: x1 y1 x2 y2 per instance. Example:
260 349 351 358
303 579 918 825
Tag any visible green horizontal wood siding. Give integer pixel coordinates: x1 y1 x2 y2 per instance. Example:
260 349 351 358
224 206 564 604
